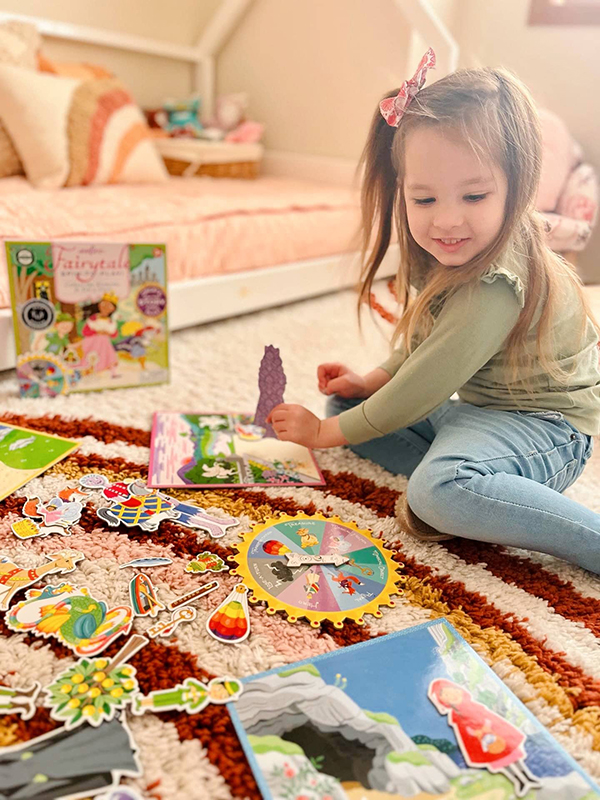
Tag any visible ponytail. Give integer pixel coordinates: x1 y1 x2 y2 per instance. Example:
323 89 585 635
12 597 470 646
357 89 401 313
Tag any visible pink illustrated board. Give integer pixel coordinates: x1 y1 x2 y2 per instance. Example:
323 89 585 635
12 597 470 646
148 412 325 489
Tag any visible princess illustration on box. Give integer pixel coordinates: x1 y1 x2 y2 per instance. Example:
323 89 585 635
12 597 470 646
78 292 120 377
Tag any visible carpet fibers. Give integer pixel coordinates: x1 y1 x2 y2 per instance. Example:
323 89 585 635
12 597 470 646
0 284 599 799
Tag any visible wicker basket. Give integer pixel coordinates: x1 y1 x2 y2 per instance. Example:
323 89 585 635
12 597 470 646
162 157 259 179
155 138 263 180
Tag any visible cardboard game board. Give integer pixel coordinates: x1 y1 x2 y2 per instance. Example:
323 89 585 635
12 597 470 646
6 241 169 396
228 619 600 800
148 412 325 488
0 422 79 502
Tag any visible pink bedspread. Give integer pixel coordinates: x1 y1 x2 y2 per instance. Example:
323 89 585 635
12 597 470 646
0 176 360 309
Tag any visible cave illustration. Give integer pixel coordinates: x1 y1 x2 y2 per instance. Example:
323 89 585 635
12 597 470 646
282 721 377 788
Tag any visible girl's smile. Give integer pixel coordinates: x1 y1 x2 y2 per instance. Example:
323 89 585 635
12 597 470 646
432 237 471 254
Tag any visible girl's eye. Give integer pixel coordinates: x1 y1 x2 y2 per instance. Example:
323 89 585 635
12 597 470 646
413 197 435 205
465 193 488 202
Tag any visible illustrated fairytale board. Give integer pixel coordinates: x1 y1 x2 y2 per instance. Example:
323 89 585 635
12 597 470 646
230 514 403 627
148 413 325 488
0 422 79 501
6 241 169 396
228 619 600 800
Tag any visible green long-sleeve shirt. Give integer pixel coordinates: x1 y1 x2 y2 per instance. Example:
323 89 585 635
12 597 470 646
339 254 600 444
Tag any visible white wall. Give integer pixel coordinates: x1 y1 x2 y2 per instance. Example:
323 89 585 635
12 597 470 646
0 0 221 108
217 0 412 159
449 0 600 282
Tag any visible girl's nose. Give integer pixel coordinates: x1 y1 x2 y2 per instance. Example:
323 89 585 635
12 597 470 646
432 204 464 231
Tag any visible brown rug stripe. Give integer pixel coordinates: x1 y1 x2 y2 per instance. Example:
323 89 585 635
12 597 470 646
391 548 600 711
321 468 399 519
445 537 600 639
0 411 151 447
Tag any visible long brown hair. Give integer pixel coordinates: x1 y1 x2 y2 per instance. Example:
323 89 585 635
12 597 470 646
358 66 598 389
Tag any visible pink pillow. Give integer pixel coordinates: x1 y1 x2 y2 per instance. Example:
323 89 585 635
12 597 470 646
536 108 579 213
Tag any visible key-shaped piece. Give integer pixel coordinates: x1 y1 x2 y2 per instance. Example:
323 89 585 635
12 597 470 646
147 606 197 638
285 552 350 568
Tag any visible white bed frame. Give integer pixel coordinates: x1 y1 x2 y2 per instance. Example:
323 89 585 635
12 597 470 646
0 1 456 372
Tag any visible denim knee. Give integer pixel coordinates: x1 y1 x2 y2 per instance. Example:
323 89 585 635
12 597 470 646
325 393 362 418
407 459 456 530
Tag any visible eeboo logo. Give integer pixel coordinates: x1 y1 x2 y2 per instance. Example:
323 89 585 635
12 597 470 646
15 248 34 267
20 299 55 331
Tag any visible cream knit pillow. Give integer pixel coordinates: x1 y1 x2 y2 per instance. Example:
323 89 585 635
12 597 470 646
0 19 40 68
0 19 40 178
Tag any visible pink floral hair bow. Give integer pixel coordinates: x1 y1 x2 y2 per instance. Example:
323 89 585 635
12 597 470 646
379 48 436 128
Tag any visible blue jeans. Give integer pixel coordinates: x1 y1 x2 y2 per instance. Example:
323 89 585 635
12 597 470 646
327 395 599 574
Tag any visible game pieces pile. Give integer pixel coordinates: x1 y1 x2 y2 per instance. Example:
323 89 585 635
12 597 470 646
0 346 409 799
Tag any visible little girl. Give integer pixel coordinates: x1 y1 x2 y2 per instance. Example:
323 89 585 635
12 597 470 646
268 50 600 575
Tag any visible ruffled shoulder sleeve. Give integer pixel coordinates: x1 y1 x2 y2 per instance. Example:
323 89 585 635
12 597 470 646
480 251 527 309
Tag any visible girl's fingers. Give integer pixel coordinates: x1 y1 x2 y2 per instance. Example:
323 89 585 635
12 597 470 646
326 376 348 394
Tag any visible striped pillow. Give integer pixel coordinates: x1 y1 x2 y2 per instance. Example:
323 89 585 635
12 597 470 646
0 64 167 188
66 77 168 186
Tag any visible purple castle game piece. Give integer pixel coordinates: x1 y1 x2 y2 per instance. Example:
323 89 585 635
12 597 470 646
254 345 287 438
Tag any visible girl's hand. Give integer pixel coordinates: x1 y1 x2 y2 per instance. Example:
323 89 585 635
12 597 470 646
267 404 321 448
317 363 367 398
267 405 349 449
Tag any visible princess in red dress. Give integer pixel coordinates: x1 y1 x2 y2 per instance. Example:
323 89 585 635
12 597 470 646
429 679 541 797
79 292 120 377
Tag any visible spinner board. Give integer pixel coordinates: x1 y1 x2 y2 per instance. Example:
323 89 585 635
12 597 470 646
231 514 404 628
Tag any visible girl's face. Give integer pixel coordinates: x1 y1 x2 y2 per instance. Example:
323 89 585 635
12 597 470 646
403 127 507 267
56 321 73 336
99 299 116 316
440 686 464 706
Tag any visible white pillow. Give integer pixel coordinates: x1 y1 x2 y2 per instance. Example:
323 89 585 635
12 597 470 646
0 63 78 188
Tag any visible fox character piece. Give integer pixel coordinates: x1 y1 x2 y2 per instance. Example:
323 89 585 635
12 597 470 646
23 496 83 528
332 573 362 595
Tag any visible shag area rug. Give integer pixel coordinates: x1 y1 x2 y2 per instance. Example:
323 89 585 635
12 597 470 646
0 282 599 799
